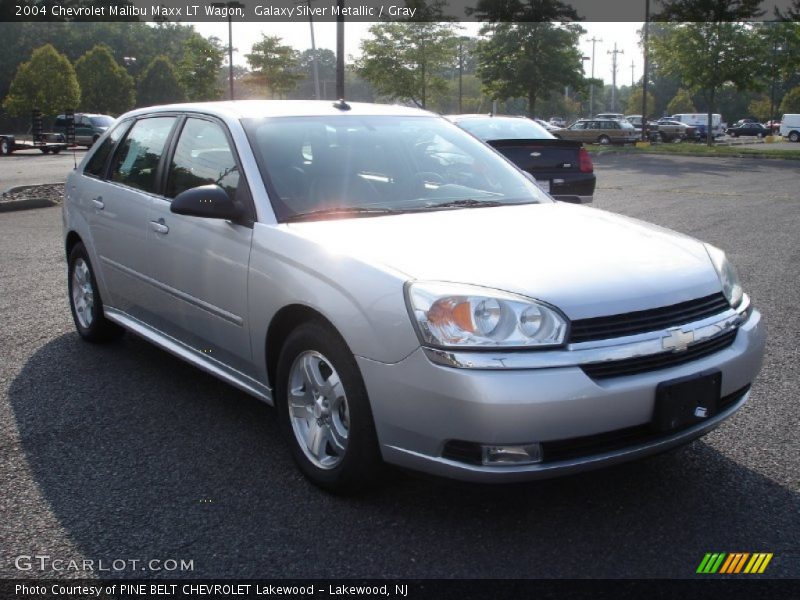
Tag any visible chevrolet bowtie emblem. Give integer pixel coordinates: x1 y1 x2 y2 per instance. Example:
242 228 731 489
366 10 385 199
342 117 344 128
662 328 695 352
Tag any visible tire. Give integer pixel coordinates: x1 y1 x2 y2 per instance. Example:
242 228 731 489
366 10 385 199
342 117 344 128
0 138 8 155
597 135 611 145
789 131 799 143
52 148 62 154
275 321 383 493
41 147 51 154
68 242 125 343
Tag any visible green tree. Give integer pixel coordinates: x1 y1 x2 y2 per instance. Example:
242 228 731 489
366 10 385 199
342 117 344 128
666 88 697 114
293 48 337 99
356 22 458 109
652 0 767 145
470 0 585 118
137 56 186 107
74 44 135 115
626 88 656 115
245 35 301 98
3 44 80 116
179 35 224 101
748 96 772 121
779 86 800 113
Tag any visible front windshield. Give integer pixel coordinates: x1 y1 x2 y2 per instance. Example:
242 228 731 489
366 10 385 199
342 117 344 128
90 116 115 127
243 115 549 221
456 117 555 141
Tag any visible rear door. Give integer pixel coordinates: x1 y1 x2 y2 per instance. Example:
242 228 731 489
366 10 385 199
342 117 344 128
86 115 178 321
146 115 256 376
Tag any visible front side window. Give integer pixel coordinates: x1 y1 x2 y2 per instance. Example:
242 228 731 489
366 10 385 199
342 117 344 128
166 118 240 201
110 117 176 194
84 120 129 179
243 115 548 221
570 121 587 130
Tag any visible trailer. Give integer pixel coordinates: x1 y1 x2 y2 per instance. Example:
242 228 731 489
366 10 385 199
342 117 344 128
0 133 69 155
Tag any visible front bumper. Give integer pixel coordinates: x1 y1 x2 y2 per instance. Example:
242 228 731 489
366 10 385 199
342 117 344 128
357 308 765 483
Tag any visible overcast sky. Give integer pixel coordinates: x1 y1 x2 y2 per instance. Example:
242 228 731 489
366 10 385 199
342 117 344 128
190 21 644 87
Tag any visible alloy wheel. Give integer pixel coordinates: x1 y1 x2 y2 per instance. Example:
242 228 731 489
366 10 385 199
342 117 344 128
71 258 94 328
287 350 350 469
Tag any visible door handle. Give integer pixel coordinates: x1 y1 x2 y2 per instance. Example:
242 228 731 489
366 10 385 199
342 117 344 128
149 219 169 234
91 197 104 210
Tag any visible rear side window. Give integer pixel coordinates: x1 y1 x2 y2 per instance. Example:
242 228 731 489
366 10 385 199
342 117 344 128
110 117 176 194
84 121 128 179
165 118 239 201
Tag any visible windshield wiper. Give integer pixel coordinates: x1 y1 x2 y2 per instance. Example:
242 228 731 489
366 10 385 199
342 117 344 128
283 206 404 222
425 199 506 210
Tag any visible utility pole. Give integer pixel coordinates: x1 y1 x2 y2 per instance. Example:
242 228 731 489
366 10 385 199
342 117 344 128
336 0 345 99
458 38 465 113
642 0 650 141
608 43 624 112
588 36 602 117
630 60 635 87
306 0 321 99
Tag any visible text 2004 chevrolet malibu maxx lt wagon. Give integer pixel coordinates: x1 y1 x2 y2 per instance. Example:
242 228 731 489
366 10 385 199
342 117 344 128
63 101 765 492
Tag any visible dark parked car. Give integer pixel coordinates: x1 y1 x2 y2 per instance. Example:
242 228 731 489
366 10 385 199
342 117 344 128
726 122 769 137
447 115 596 203
54 113 116 147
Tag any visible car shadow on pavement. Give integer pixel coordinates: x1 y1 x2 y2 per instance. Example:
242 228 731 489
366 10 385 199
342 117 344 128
9 332 800 579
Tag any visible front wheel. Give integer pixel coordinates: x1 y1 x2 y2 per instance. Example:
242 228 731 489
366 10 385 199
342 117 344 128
275 322 383 493
0 138 8 155
597 135 611 145
790 131 800 143
68 242 125 343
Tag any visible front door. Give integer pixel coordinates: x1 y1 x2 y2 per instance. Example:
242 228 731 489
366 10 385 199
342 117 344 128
147 116 255 376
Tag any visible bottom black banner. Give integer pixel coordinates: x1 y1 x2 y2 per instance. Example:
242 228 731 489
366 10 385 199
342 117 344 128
1 579 799 600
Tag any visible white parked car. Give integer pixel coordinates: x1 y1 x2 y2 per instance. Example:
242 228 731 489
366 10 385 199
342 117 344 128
63 101 766 492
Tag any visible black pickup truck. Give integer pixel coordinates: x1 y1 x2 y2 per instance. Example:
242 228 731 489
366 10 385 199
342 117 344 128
446 115 595 203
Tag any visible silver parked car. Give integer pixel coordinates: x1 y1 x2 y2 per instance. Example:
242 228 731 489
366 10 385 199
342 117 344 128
63 101 765 492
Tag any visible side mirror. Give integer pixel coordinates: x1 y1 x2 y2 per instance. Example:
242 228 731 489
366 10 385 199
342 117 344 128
170 184 243 221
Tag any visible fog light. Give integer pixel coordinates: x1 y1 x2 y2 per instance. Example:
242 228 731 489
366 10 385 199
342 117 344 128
481 443 542 466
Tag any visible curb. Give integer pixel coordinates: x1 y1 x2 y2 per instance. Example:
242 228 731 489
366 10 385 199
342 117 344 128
0 183 63 213
0 197 59 213
589 148 800 161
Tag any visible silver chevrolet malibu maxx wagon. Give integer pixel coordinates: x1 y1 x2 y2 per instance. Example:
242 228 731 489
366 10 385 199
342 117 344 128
63 101 766 492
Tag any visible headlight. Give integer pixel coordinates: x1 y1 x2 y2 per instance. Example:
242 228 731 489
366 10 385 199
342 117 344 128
405 282 568 349
704 244 743 308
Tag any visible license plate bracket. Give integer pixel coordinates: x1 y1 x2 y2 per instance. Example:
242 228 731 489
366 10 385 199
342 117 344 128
653 370 721 432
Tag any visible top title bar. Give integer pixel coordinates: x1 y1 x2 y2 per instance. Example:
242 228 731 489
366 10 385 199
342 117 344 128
1 0 798 22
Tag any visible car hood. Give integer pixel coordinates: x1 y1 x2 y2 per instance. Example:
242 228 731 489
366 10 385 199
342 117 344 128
286 202 722 319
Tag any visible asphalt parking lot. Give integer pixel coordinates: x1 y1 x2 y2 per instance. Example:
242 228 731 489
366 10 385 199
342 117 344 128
0 153 798 579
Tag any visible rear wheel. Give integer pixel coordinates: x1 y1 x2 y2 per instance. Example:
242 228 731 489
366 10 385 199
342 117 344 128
0 138 8 155
275 322 383 493
68 242 125 343
40 147 51 154
597 135 611 145
789 131 799 143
